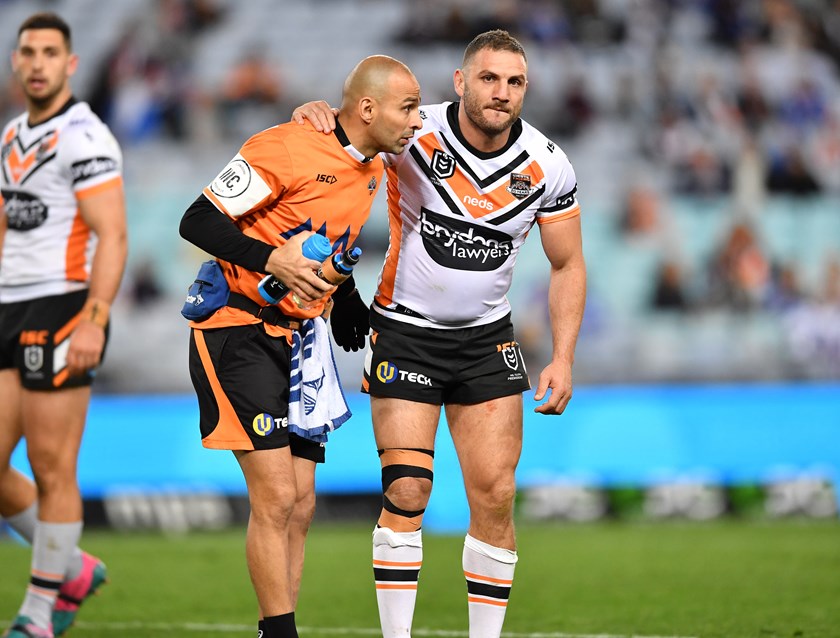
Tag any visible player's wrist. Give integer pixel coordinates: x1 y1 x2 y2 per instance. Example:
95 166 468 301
331 275 357 302
80 297 110 329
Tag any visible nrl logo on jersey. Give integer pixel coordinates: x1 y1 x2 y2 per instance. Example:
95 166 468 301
506 173 533 199
431 149 455 180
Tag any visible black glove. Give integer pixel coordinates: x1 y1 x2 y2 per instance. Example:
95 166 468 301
330 277 370 352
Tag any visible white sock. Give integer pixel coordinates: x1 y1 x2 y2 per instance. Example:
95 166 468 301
373 526 423 637
6 504 84 580
19 521 83 629
463 534 518 638
6 503 39 541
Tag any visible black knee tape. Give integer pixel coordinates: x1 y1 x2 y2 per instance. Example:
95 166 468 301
382 494 426 519
378 448 434 492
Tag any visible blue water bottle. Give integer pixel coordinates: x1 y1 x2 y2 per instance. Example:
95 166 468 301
258 234 333 303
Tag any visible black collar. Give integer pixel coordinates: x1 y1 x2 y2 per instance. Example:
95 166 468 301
27 96 77 129
334 118 375 163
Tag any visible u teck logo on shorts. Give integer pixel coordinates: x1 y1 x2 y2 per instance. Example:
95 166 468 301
251 413 289 437
376 361 397 384
252 413 275 436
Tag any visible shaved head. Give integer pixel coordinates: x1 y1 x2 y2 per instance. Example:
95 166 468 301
336 54 421 158
341 55 415 107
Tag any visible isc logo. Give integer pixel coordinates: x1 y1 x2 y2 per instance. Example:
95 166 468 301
316 174 337 184
20 330 48 346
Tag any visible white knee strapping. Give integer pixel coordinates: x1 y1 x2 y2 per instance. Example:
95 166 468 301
464 533 518 564
373 525 423 549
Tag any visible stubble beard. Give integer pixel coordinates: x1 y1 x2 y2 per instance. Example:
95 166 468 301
462 88 517 136
23 78 66 114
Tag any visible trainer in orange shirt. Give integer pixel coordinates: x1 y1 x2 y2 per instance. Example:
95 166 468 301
178 55 421 638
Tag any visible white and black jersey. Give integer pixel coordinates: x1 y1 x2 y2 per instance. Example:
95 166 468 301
374 101 580 329
0 98 122 303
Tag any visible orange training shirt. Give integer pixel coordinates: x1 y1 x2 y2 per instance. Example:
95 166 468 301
196 120 383 336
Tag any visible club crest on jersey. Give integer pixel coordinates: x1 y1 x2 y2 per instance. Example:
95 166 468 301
36 140 52 162
431 149 456 180
367 176 377 194
506 173 532 199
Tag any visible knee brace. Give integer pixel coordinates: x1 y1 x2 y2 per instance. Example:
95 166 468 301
377 448 434 532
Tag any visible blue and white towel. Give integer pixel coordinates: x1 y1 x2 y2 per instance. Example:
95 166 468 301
288 316 351 443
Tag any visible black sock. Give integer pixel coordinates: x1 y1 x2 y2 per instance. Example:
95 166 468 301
258 619 265 637
263 612 298 638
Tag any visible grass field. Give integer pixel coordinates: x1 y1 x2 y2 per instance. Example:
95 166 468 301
1 520 838 638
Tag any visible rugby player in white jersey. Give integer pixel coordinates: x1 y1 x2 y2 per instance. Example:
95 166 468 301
0 13 127 638
293 29 586 638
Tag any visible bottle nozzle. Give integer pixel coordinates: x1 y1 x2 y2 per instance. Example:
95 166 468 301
344 247 362 266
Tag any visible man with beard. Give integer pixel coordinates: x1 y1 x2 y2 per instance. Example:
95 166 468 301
294 30 586 638
0 13 127 638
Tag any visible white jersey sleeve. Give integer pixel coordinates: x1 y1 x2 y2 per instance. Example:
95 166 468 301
61 114 122 198
535 143 580 224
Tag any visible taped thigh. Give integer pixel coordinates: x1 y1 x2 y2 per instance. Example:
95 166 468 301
377 448 434 532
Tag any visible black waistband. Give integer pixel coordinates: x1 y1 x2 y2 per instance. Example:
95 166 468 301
373 298 428 320
227 292 301 329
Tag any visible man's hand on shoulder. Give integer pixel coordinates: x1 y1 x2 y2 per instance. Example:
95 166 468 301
291 100 338 134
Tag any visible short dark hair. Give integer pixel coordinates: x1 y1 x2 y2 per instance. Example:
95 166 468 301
18 13 72 50
463 29 526 67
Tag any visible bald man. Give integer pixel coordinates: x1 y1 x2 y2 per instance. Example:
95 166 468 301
179 55 421 638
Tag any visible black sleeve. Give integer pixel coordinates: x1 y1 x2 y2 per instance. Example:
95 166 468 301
179 194 275 274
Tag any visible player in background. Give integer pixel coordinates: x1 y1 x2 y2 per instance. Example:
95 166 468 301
293 29 586 638
179 55 421 638
0 13 127 638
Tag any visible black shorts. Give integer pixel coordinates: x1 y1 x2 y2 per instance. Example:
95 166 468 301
189 324 325 462
0 290 106 390
362 312 530 405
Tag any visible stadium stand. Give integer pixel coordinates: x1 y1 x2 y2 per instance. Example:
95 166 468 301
1 0 838 390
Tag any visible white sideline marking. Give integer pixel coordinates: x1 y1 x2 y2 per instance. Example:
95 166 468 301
62 621 697 638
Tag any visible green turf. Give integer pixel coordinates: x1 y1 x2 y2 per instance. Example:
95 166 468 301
1 520 838 638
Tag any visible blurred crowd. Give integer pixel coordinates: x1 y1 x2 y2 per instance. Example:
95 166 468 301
1 0 837 381
0 0 291 144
